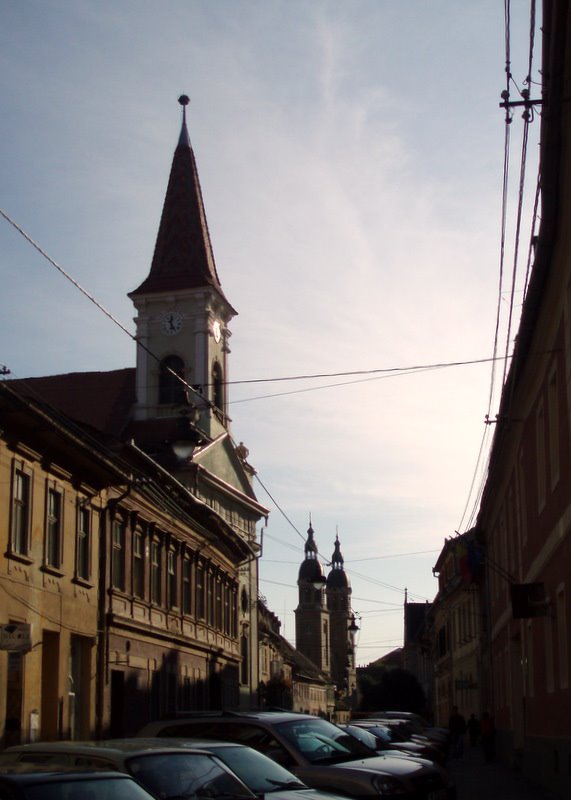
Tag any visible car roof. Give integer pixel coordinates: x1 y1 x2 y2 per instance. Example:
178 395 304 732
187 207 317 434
142 711 316 730
0 769 134 783
4 740 214 758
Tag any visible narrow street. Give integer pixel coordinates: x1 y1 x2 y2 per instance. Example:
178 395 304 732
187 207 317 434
446 744 561 800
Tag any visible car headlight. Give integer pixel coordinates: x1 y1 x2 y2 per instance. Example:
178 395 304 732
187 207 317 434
372 774 408 795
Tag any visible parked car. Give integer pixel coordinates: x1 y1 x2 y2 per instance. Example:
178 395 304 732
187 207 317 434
0 740 256 800
138 711 455 800
344 722 445 765
358 713 449 749
338 724 437 766
0 767 157 800
138 737 348 800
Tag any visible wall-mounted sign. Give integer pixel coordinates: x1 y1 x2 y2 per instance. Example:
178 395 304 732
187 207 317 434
511 583 549 618
0 623 32 653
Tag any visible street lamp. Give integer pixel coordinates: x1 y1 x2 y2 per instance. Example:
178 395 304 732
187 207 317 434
171 402 204 461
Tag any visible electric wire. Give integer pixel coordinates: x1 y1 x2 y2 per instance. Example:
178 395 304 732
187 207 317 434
500 99 531 389
1 5 543 659
523 175 541 299
457 0 540 536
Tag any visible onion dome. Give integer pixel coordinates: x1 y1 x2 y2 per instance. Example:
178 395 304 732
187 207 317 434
326 534 349 588
298 522 324 583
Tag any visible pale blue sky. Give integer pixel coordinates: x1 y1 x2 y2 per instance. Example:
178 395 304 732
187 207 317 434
1 1 540 663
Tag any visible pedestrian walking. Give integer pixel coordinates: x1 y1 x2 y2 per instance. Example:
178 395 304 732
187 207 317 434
480 711 496 762
467 713 479 746
448 705 467 758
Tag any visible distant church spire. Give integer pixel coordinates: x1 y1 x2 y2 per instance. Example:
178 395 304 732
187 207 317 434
305 519 319 559
331 533 344 570
129 95 235 310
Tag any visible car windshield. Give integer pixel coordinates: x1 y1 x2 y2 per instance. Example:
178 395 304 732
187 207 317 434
16 776 154 800
365 725 392 743
127 752 253 800
276 719 375 764
209 746 306 794
343 726 381 750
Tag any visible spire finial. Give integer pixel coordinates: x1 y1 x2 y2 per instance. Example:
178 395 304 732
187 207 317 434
178 94 190 120
177 95 191 148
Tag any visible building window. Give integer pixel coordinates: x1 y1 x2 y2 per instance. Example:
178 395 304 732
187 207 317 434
557 585 568 689
133 529 145 598
223 584 230 635
517 447 528 544
168 549 178 609
215 579 223 630
159 355 186 405
182 556 192 615
536 401 546 512
11 466 31 556
46 487 63 569
546 614 555 694
437 626 447 657
112 519 126 591
212 362 224 410
196 564 205 620
548 367 560 490
526 621 534 697
207 571 215 626
231 588 238 638
76 504 91 580
151 540 162 605
240 632 249 685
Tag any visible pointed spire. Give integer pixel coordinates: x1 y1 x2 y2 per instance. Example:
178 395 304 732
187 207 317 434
326 530 349 588
130 96 236 311
305 518 318 558
331 533 344 569
177 94 191 148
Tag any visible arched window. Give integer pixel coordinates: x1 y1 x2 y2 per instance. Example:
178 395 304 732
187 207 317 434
212 361 224 410
159 356 186 405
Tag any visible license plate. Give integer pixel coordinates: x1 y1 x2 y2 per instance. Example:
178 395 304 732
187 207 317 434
427 791 450 800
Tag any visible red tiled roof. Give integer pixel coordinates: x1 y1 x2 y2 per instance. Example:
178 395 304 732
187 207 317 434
10 368 136 438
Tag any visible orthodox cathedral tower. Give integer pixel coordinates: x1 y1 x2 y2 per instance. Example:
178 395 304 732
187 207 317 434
295 522 357 702
295 522 330 675
326 535 358 700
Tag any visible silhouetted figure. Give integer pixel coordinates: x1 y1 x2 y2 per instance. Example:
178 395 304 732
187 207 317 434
467 713 480 746
448 705 466 758
480 711 496 761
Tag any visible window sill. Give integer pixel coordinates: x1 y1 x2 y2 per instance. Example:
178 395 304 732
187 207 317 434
5 550 34 565
72 576 94 589
41 564 64 578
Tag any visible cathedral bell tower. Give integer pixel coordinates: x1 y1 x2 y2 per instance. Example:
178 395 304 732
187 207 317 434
128 96 236 439
326 534 357 703
295 522 330 676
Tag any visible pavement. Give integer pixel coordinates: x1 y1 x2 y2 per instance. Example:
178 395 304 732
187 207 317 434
446 743 561 800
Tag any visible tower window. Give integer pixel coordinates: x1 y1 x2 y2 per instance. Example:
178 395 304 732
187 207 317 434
212 362 224 410
159 356 186 405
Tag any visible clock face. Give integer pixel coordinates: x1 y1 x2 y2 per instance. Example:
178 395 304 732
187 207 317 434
212 319 222 343
161 311 183 336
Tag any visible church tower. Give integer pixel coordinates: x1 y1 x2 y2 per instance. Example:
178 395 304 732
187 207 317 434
295 522 330 675
129 95 236 438
127 97 269 709
326 535 358 702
